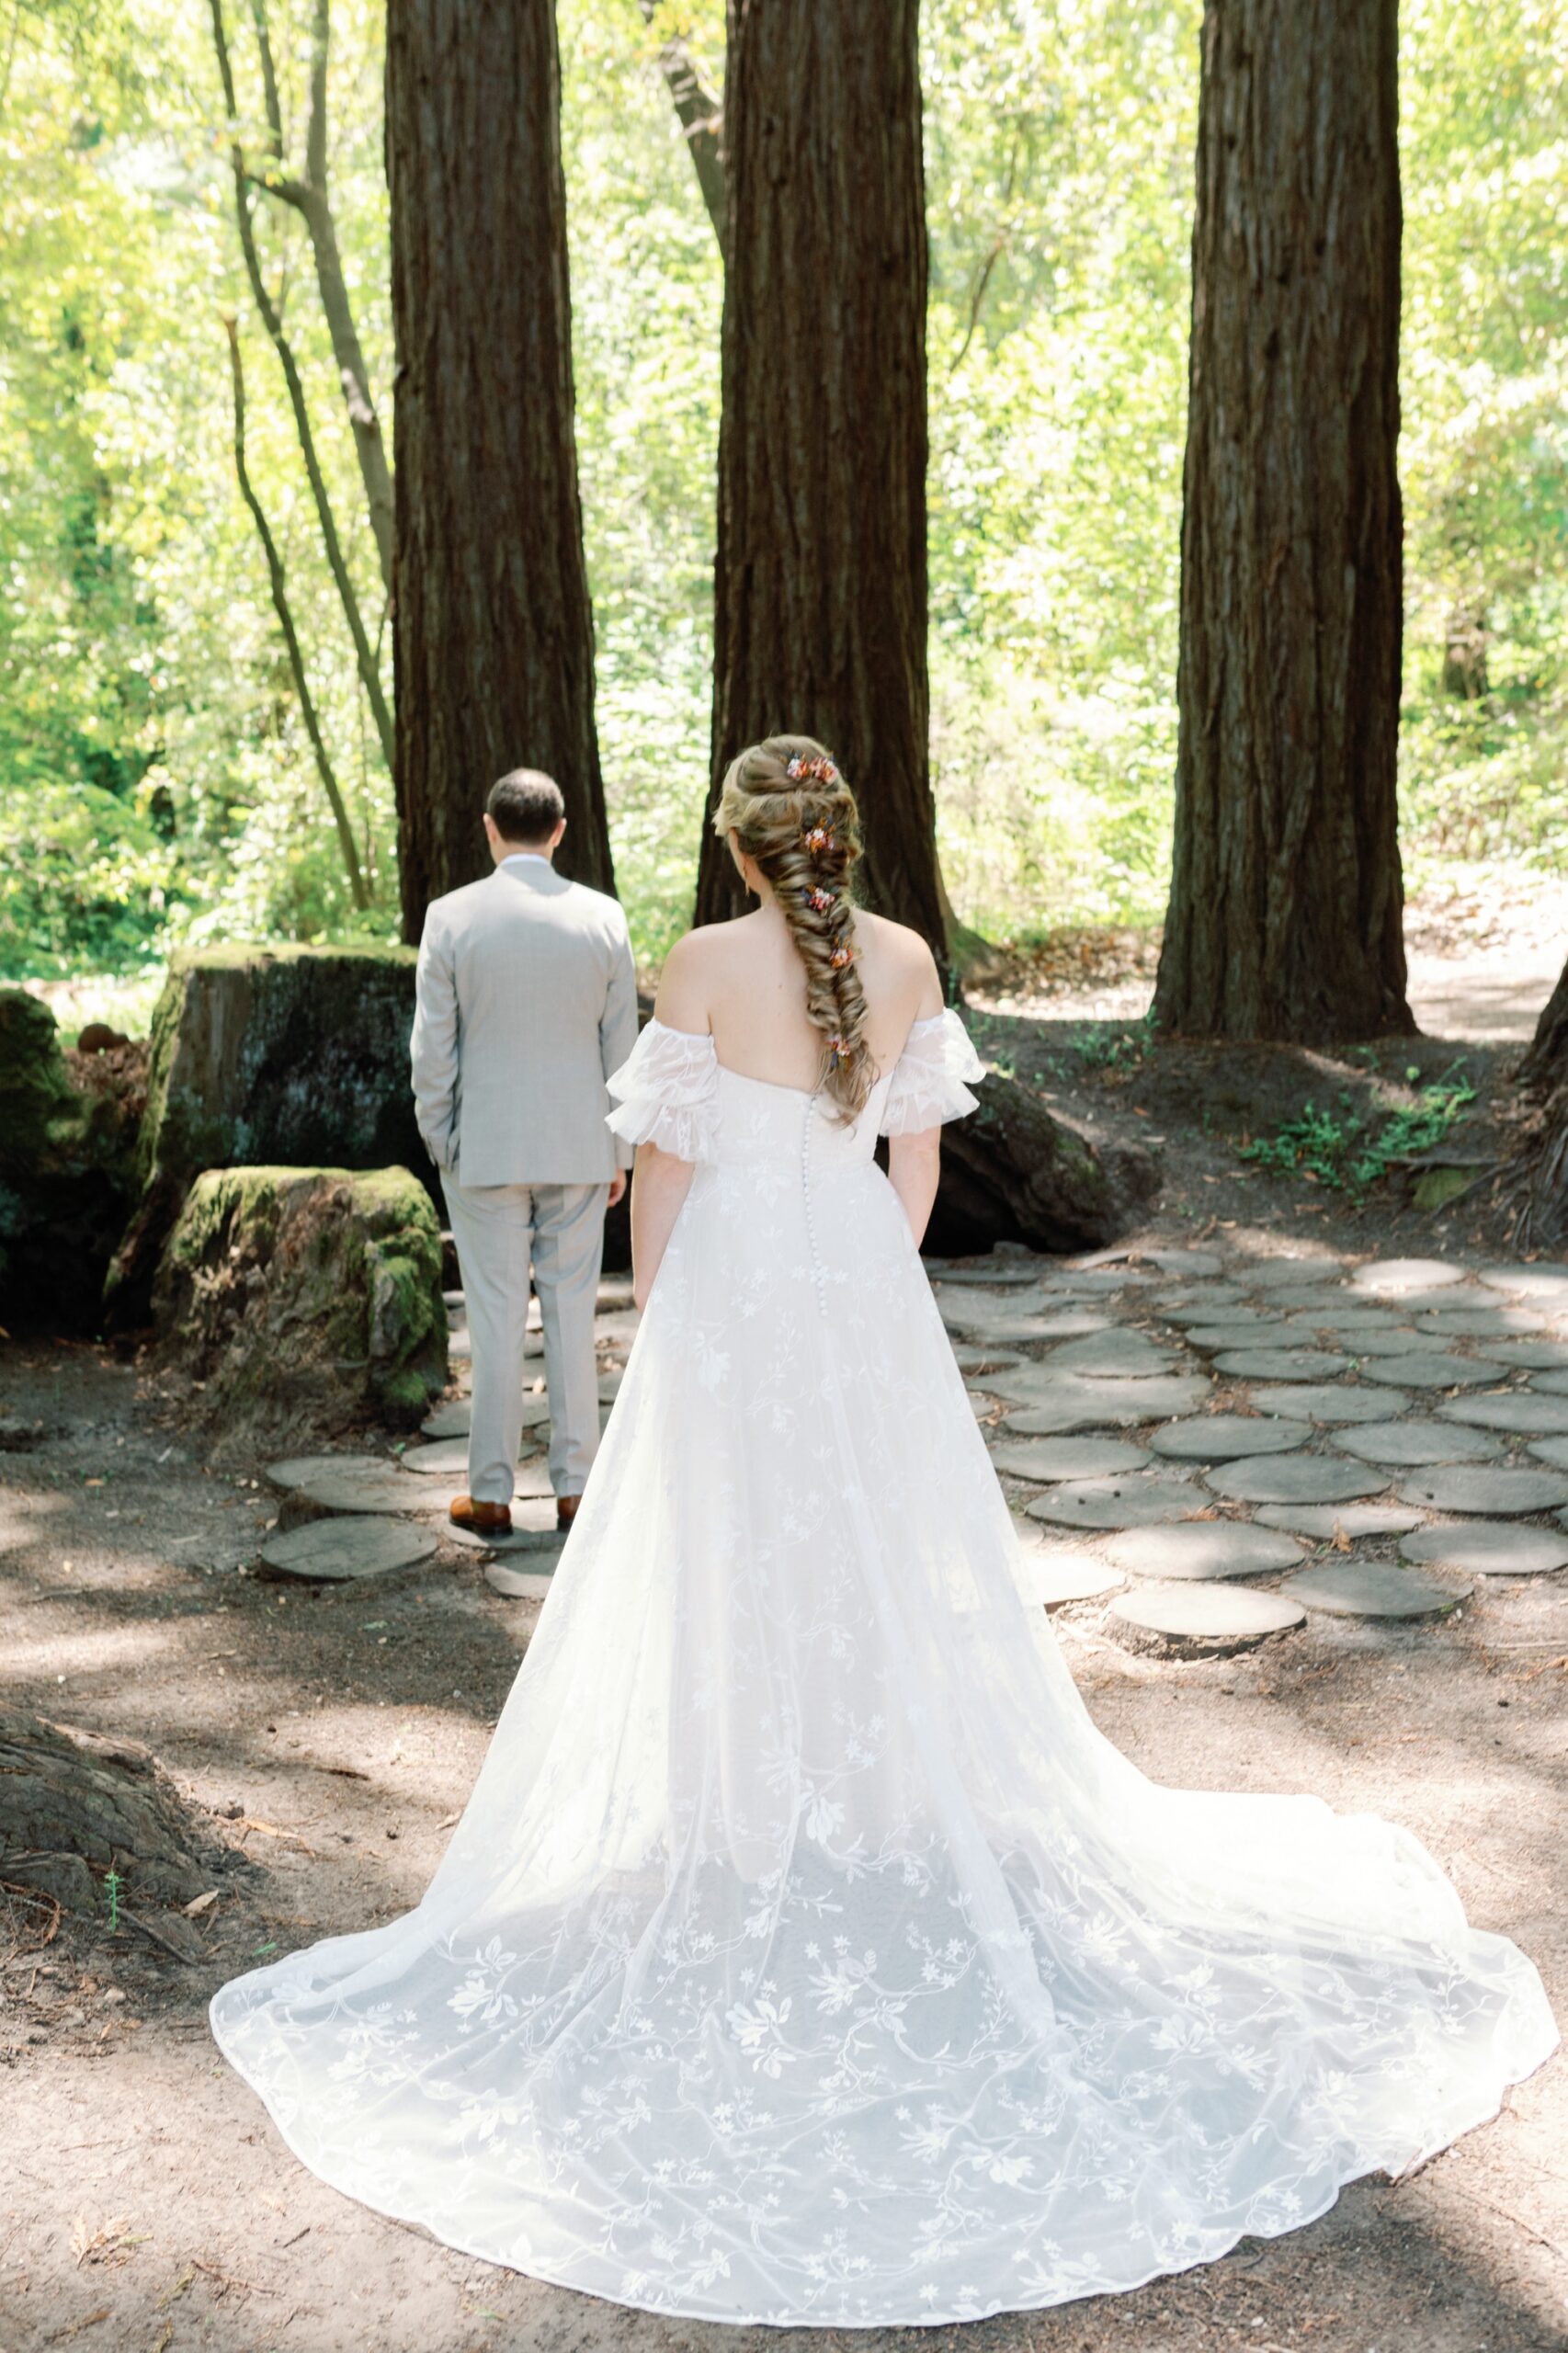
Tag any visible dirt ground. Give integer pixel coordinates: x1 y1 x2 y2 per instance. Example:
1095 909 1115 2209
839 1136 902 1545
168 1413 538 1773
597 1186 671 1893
3 905 1567 2353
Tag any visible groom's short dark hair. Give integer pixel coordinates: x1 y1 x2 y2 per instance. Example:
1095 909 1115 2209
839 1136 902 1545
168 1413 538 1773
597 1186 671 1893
487 767 565 845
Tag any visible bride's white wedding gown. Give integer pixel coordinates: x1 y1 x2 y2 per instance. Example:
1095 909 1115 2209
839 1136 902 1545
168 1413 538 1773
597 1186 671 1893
212 1012 1555 2326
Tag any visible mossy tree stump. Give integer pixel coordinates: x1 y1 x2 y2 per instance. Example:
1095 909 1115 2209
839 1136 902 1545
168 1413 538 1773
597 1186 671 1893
108 945 427 1323
0 1711 233 1917
926 1070 1160 1257
0 991 142 1329
154 1165 447 1432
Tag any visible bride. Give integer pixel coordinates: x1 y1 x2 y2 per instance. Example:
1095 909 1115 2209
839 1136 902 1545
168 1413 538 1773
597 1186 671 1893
212 736 1555 2326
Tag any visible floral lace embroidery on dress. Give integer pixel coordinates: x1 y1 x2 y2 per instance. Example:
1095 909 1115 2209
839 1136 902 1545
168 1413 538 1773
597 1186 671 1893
210 1007 1557 2329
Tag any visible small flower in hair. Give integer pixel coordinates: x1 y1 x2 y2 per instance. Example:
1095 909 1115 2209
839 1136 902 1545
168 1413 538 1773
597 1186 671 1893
803 885 835 913
786 753 840 785
826 1034 849 1067
802 824 835 857
830 944 853 970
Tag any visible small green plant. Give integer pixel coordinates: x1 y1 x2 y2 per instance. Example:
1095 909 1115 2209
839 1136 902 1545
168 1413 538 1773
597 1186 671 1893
1238 1065 1476 1199
103 1867 122 1931
1074 1012 1154 1075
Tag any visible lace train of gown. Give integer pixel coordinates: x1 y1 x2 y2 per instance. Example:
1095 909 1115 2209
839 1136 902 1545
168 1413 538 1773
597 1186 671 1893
211 1013 1556 2326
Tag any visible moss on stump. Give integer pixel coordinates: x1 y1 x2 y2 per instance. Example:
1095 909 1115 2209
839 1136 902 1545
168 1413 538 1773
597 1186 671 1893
153 1165 447 1436
108 944 424 1322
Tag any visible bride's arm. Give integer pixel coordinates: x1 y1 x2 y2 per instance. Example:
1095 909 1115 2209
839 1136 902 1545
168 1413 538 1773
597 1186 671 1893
887 1129 941 1246
631 1143 695 1310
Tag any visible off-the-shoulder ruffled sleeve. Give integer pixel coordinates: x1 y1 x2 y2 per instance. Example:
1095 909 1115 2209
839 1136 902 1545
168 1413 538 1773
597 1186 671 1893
606 1018 720 1164
879 1009 984 1136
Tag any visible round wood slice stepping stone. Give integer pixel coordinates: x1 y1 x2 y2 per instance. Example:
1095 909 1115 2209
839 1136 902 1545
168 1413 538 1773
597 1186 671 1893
1479 1263 1568 1302
1317 1328 1432 1358
1286 1308 1405 1336
1143 1248 1226 1277
1245 1286 1353 1313
1025 1475 1209 1530
1401 1521 1568 1575
937 1284 1044 1324
1148 1415 1311 1461
1487 1338 1568 1369
1437 1392 1568 1436
1331 1419 1504 1467
1528 1438 1568 1471
449 1515 565 1559
1357 1352 1506 1389
258 1517 438 1583
1008 1535 1126 1609
291 1464 453 1517
1245 1381 1413 1424
1256 1502 1426 1539
447 1328 472 1360
987 1373 1212 1430
990 1437 1152 1482
1281 1561 1469 1619
1108 1582 1305 1654
1206 1458 1387 1505
970 1392 1004 1423
951 1346 1026 1375
1241 1258 1346 1288
1417 1309 1548 1341
1528 1370 1568 1397
1351 1257 1465 1294
1043 1331 1179 1376
1213 1349 1352 1381
1159 1290 1249 1321
1103 1522 1303 1581
1184 1321 1304 1352
267 1452 389 1495
1397 1465 1568 1516
399 1438 475 1476
421 1400 472 1439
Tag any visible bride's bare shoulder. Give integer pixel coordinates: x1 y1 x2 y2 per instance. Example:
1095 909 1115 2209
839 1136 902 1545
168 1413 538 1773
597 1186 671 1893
653 920 750 1031
853 912 944 1009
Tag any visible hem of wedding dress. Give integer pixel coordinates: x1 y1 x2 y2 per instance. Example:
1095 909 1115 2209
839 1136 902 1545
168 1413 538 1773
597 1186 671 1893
210 2004 1558 2331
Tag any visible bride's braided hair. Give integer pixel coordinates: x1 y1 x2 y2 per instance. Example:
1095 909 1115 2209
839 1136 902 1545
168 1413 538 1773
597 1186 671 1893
713 733 873 1120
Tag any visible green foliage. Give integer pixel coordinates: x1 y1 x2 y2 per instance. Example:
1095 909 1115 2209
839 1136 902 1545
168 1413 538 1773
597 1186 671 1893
1239 1066 1478 1199
0 0 1564 990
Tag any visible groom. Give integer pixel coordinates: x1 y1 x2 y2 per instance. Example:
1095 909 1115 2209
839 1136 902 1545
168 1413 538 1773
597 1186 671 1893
411 768 638 1536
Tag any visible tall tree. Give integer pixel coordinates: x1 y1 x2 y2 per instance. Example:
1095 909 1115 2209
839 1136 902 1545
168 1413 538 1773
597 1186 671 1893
692 0 945 962
1153 0 1413 1042
387 0 615 933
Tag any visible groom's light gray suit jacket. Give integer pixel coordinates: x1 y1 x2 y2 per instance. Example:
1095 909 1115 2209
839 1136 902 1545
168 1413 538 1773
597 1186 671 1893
411 862 639 1188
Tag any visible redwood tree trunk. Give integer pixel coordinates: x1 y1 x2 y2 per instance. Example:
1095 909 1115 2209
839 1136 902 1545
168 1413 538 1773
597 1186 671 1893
387 0 614 933
1153 0 1412 1042
694 0 945 961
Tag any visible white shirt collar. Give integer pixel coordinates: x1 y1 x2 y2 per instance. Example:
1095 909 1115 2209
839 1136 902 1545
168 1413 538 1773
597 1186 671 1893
499 852 553 871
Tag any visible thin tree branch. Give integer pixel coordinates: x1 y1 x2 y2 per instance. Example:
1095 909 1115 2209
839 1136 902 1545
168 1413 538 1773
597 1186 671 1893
637 2 724 244
225 314 370 910
240 0 394 591
210 0 395 760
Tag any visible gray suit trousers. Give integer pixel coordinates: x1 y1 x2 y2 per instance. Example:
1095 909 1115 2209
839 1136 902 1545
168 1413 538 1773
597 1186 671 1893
442 1176 608 1507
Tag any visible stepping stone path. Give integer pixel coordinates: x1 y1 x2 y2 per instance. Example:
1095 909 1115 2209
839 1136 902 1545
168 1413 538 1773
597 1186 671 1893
989 1438 1152 1483
1485 1339 1568 1369
1246 1259 1346 1288
401 1441 556 1498
1183 1322 1304 1352
1529 1370 1568 1397
1009 1533 1126 1609
1245 1381 1413 1423
1330 1419 1504 1467
1213 1349 1353 1381
1108 1583 1306 1654
1401 1522 1568 1576
1481 1264 1568 1302
951 1346 1027 1375
1281 1561 1470 1619
258 1518 437 1583
1356 1352 1506 1389
1256 1502 1426 1540
1418 1311 1548 1340
1527 1438 1568 1471
1148 1415 1311 1460
1026 1475 1210 1531
1206 1458 1386 1506
1437 1393 1568 1436
1104 1523 1303 1581
445 1499 563 1551
287 1464 460 1518
1398 1466 1568 1516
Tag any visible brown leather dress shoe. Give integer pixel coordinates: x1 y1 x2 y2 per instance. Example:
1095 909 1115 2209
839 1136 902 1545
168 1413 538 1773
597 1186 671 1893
449 1495 512 1535
556 1495 582 1532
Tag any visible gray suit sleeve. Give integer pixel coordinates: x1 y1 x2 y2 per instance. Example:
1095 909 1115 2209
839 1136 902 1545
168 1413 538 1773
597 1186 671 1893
601 911 641 1171
411 905 460 1172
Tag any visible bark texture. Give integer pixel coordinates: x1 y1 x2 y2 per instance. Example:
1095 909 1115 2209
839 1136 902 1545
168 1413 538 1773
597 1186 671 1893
1500 958 1568 1246
1153 0 1412 1043
387 0 614 931
926 1080 1160 1258
695 0 944 961
1 1711 236 1919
